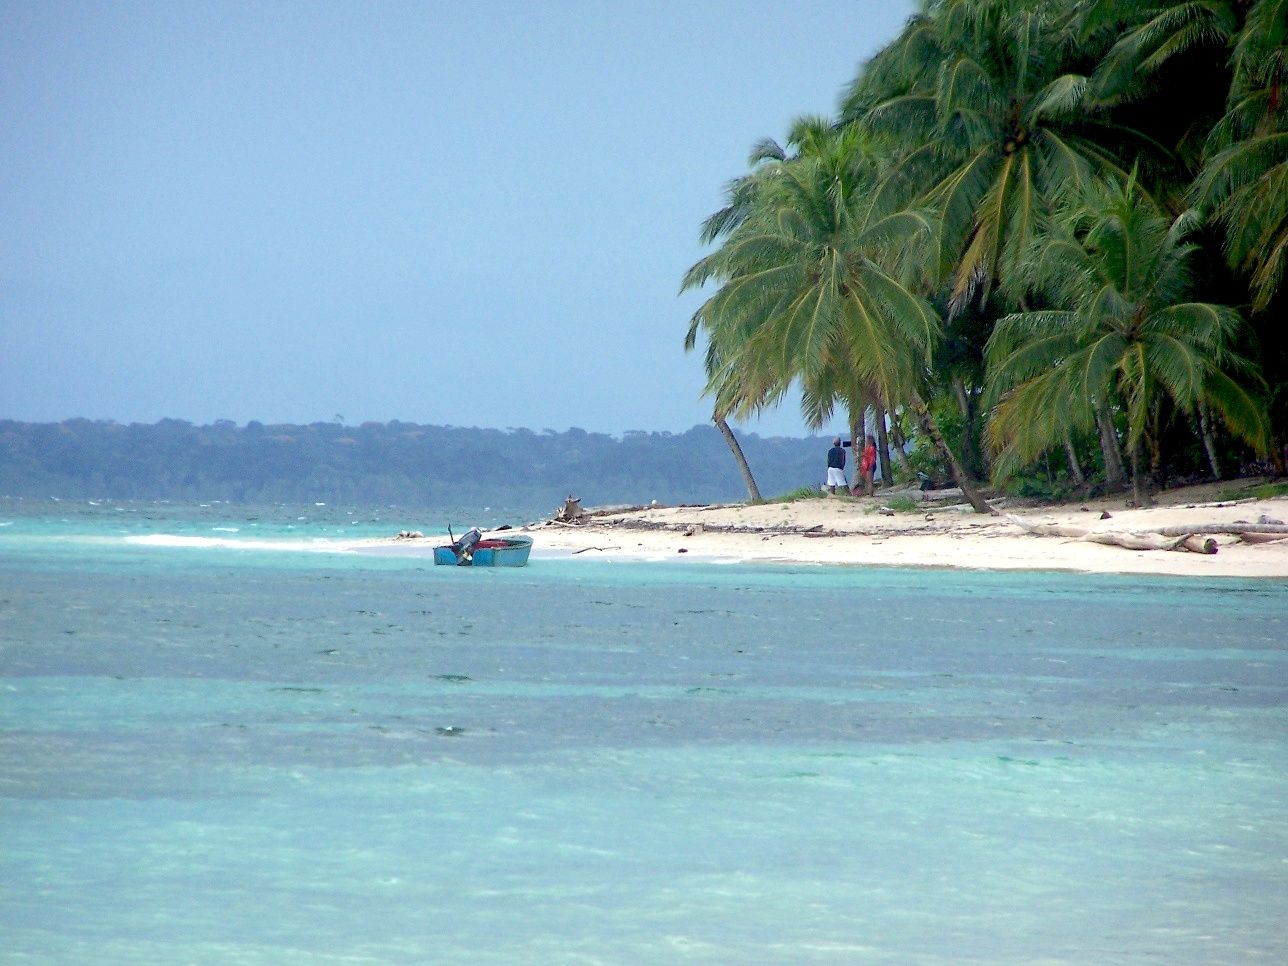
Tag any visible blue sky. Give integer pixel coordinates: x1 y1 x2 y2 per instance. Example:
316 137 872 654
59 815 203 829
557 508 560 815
1 1 915 437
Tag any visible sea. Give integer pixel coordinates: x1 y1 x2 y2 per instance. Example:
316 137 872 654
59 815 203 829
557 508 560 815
1 497 1285 964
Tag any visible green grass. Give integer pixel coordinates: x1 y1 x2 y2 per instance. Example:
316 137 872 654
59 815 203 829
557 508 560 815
871 494 920 513
755 485 842 505
1217 480 1288 502
755 487 930 513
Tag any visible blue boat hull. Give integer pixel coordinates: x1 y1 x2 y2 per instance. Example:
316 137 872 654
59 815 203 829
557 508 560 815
433 535 533 567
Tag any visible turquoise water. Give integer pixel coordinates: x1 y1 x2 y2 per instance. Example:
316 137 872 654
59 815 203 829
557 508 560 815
2 500 1286 963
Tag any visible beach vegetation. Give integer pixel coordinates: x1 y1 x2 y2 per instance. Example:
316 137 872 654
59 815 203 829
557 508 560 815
1219 480 1288 502
682 118 995 513
872 494 922 513
683 0 1285 508
759 486 830 505
984 172 1268 506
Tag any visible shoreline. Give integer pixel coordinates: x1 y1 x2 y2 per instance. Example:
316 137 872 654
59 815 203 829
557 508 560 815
364 480 1288 579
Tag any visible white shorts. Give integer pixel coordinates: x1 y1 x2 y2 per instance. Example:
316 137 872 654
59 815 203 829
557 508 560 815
826 467 847 487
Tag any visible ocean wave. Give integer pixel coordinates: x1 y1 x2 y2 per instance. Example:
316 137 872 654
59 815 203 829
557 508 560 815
123 533 360 553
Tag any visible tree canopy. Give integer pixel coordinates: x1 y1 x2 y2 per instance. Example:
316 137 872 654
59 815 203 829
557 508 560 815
684 0 1284 506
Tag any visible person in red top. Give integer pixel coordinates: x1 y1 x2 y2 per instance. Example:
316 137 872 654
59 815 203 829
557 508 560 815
856 435 877 497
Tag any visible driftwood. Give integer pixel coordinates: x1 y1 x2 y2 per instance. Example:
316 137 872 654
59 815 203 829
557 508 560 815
1081 531 1218 554
1007 515 1218 554
554 495 585 523
921 487 965 502
1237 532 1288 544
1151 523 1288 537
552 497 671 524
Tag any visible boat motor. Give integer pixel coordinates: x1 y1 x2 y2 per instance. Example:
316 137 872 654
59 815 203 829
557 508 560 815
452 527 483 564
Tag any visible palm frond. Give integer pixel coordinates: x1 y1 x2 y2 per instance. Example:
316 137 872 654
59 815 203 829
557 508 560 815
1203 367 1271 452
1030 73 1091 121
1089 0 1237 104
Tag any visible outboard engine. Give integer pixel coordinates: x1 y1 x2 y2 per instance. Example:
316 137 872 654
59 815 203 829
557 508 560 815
452 527 483 565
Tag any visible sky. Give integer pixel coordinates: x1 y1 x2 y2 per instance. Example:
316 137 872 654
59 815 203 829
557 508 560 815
1 0 916 438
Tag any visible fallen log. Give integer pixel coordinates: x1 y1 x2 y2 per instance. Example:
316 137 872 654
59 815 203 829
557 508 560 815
1181 535 1220 554
1081 531 1218 554
921 487 965 502
1152 523 1288 537
1009 520 1089 538
1006 515 1218 554
1237 532 1288 545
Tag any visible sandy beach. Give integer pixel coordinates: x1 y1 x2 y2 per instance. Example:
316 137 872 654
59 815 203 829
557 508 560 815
487 480 1288 578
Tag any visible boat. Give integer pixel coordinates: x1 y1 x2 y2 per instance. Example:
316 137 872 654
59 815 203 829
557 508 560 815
433 527 533 567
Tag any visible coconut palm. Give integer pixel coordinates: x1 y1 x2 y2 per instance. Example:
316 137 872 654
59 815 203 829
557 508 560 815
693 124 888 475
713 413 762 502
842 0 1156 310
683 121 996 512
1080 0 1239 104
985 173 1268 504
1192 0 1288 312
835 0 1165 488
690 332 781 503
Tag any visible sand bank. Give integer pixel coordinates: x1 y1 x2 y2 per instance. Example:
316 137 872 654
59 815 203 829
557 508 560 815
513 481 1288 578
357 481 1288 578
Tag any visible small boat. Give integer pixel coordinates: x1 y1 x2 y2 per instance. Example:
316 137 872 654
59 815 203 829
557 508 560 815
433 527 533 567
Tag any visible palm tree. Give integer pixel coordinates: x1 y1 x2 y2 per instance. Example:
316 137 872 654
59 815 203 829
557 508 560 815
691 331 774 503
1192 0 1288 313
842 0 1151 309
713 414 762 502
1080 0 1239 110
683 120 996 513
693 124 880 458
984 173 1268 504
838 0 1166 489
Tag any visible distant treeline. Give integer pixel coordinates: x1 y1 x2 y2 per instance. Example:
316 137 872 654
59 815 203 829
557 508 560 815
0 418 827 510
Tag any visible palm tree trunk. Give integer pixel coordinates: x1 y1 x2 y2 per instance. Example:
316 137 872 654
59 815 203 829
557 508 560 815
951 377 983 479
1062 431 1086 487
888 411 910 475
713 414 761 502
909 390 995 515
1096 402 1126 487
1197 402 1221 479
848 398 866 491
1129 438 1153 507
1148 405 1164 486
874 401 892 489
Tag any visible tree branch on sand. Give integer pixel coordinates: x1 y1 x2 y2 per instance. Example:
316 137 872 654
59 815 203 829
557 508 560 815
1007 515 1288 554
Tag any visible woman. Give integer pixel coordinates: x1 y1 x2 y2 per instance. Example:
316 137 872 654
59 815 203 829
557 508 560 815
857 435 877 497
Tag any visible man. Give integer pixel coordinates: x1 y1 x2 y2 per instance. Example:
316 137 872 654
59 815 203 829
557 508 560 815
825 436 847 494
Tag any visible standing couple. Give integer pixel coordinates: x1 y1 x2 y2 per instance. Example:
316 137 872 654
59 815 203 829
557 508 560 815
825 436 877 496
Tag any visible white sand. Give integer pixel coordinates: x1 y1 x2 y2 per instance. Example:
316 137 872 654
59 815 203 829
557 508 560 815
359 481 1288 578
516 481 1288 578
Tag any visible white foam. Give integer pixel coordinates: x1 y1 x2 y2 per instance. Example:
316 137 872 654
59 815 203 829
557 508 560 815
124 533 357 553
